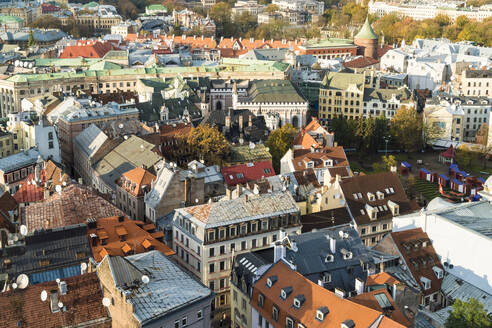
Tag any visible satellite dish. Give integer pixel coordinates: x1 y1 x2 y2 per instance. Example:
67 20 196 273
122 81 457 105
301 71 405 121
195 198 199 203
12 283 17 289
41 290 48 301
141 275 150 284
80 262 88 273
14 60 19 66
102 297 111 307
56 278 60 284
62 181 67 186
13 235 18 242
20 225 28 236
58 302 64 309
16 274 29 289
55 185 62 193
118 123 124 129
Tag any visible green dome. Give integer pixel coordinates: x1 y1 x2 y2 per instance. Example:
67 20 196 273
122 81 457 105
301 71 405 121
354 17 378 40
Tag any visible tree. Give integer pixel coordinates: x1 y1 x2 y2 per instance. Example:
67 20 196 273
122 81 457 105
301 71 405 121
445 298 491 328
266 124 297 173
455 147 476 170
372 155 396 172
390 107 423 152
27 30 35 47
475 123 491 169
187 125 230 165
265 4 279 13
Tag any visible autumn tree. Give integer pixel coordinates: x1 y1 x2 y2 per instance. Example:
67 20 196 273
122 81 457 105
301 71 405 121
265 4 279 13
187 125 230 165
27 30 35 47
390 107 423 152
475 123 491 169
445 298 491 328
266 124 297 173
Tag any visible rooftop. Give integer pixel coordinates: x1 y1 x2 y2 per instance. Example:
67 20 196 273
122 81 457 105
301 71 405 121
87 215 174 262
228 143 272 165
116 167 156 197
23 184 124 233
0 149 39 173
322 71 365 91
245 79 307 104
300 208 352 233
101 251 212 325
354 17 378 40
0 272 111 328
221 160 275 187
292 146 349 171
178 191 299 228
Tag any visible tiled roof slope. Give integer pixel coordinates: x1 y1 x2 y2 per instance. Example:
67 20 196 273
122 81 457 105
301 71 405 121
101 251 212 325
391 228 444 297
0 189 17 232
322 71 365 90
116 167 156 197
87 216 174 262
59 41 116 58
23 184 124 232
0 272 111 328
247 80 306 104
221 160 275 187
292 146 349 171
340 172 418 225
251 260 407 328
179 191 298 228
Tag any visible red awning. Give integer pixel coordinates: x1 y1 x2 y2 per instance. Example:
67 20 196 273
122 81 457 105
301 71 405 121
441 145 454 159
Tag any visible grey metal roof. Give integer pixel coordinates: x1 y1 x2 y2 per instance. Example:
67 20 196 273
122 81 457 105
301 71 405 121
73 124 108 158
433 201 492 238
442 272 492 314
105 251 212 325
0 148 39 173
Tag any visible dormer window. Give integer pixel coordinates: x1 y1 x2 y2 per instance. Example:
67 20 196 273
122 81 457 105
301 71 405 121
340 248 352 260
367 192 375 201
266 276 278 288
258 293 265 308
280 286 293 300
376 191 384 200
387 200 400 216
322 272 331 283
342 319 356 328
307 161 314 168
325 254 334 263
316 307 329 321
433 266 444 279
420 276 431 290
365 204 377 220
293 294 305 308
324 159 333 167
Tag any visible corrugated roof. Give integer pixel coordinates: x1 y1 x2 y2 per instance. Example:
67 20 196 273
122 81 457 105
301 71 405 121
441 272 492 314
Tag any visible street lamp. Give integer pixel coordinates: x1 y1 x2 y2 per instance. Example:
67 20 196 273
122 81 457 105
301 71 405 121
383 136 390 158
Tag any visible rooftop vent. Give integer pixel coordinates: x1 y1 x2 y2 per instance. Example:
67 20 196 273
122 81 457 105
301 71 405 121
316 306 329 321
266 275 277 288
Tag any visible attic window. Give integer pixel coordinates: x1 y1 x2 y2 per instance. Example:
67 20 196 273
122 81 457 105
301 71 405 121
264 168 272 174
353 193 358 200
266 276 278 288
325 254 334 263
360 209 365 215
236 173 244 179
316 307 329 321
376 191 384 200
293 294 305 308
433 266 444 279
280 286 293 300
367 192 375 201
258 293 265 308
322 272 331 283
420 276 431 290
389 187 394 193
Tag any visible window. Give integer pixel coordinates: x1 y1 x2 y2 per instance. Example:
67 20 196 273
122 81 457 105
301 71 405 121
286 317 294 328
230 243 235 251
263 236 268 246
361 228 366 235
252 239 257 248
258 293 265 308
251 222 257 232
209 281 215 290
220 261 225 271
209 248 215 257
241 241 246 250
220 278 225 289
220 245 225 255
208 230 215 241
233 290 238 302
209 263 215 273
219 228 226 239
48 132 53 140
175 320 180 328
181 316 187 327
240 224 247 235
372 226 377 233
242 298 247 310
272 306 279 321
197 310 202 319
230 226 236 237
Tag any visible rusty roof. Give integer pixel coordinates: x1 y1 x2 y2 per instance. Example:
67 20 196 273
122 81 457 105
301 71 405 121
116 167 156 197
292 146 349 171
87 216 175 262
0 272 111 328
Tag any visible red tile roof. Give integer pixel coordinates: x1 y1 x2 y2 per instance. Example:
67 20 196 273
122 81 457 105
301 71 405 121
391 228 444 296
218 38 302 52
293 129 320 149
366 272 401 287
87 216 175 262
160 122 192 138
251 261 407 328
23 184 124 233
221 160 275 187
116 167 156 197
292 146 349 171
377 44 393 59
59 40 117 59
0 272 111 328
343 56 379 69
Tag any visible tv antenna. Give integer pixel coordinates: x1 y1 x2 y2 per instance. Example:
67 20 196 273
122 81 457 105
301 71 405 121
141 275 150 284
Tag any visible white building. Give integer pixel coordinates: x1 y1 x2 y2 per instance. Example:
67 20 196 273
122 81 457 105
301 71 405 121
272 0 324 16
407 59 447 90
393 198 492 295
232 0 265 18
110 21 139 38
369 1 492 22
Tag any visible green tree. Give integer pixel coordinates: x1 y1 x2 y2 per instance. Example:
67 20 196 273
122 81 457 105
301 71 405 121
390 106 423 152
27 30 35 47
445 298 491 328
475 123 492 169
266 124 297 173
454 147 476 170
210 2 232 36
187 125 230 165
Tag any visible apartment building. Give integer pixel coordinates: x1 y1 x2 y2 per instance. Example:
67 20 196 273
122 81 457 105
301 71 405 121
340 172 418 247
461 69 492 97
116 168 156 220
424 98 465 142
172 189 301 312
0 129 15 158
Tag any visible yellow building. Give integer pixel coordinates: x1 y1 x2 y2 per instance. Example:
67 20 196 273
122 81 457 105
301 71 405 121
318 71 365 123
0 129 15 158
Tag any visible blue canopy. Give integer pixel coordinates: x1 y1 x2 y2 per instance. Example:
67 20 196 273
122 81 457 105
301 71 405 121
473 194 482 201
420 168 431 174
452 178 463 185
479 177 486 183
439 174 450 181
401 161 411 168
450 163 458 170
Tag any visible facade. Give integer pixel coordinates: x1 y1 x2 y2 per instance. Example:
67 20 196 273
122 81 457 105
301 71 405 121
0 2 40 24
0 148 39 192
0 129 15 158
116 167 156 220
111 21 139 38
340 172 417 247
144 162 206 222
369 1 492 22
424 98 465 142
297 39 358 59
232 0 265 18
272 0 324 15
362 86 414 118
232 80 309 129
172 190 301 311
461 69 492 97
97 251 214 328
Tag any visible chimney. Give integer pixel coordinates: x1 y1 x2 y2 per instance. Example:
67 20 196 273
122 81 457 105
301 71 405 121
248 115 252 127
238 115 244 131
273 241 286 263
234 184 242 198
226 188 232 200
329 235 336 253
392 283 397 301
355 277 364 295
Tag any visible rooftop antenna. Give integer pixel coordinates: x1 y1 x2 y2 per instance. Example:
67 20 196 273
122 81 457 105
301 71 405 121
20 225 28 236
16 274 29 289
41 290 47 301
80 262 88 274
